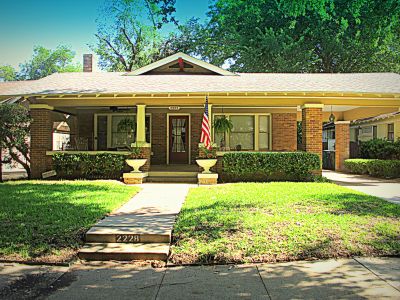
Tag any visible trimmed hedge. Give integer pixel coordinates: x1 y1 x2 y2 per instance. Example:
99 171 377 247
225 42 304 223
222 152 321 182
344 159 400 178
52 153 128 179
359 139 400 160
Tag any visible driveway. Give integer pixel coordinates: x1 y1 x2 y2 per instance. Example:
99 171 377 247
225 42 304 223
323 170 400 204
1 258 399 299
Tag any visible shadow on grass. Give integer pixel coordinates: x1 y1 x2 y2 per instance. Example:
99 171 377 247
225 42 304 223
0 181 136 262
172 184 400 264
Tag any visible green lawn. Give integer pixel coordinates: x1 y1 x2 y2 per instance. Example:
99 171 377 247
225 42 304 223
0 180 139 263
172 182 400 264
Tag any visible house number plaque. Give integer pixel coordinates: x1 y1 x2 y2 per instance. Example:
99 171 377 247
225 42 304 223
116 234 140 243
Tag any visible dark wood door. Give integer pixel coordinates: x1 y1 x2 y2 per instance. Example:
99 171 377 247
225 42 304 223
169 116 189 164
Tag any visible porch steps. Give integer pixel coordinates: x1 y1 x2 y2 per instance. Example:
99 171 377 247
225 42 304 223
85 226 171 243
79 215 173 261
78 243 169 261
78 184 189 262
146 171 198 183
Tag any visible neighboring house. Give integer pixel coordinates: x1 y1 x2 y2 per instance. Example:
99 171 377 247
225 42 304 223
0 52 399 178
350 111 400 142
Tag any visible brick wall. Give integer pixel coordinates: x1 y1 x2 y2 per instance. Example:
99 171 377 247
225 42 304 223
151 113 167 164
77 112 94 150
140 147 151 172
335 122 350 171
272 113 297 151
30 109 54 178
301 107 323 159
190 113 202 164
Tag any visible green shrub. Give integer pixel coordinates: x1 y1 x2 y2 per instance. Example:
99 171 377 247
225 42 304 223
344 159 400 178
344 159 376 175
222 152 321 182
52 153 128 179
359 139 400 160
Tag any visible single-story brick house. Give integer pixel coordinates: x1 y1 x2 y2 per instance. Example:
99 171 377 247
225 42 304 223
1 52 400 179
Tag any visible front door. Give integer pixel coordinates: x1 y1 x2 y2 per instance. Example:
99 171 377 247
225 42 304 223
169 116 189 164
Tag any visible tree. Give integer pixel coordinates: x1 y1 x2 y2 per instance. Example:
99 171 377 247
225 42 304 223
19 45 81 80
176 0 400 73
0 65 17 82
0 104 32 180
0 45 81 82
91 0 177 71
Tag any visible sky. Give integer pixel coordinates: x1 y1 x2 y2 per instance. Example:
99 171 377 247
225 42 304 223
0 0 210 69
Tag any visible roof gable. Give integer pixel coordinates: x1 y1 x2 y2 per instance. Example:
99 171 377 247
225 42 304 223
126 52 236 76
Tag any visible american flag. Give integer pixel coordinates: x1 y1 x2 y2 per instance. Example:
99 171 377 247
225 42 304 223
200 96 211 149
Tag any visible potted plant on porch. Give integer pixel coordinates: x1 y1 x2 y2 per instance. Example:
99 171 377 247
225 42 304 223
196 146 218 173
125 144 147 173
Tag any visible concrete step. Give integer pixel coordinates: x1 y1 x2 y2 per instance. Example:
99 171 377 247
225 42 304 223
86 226 171 243
148 171 198 177
78 243 170 261
146 176 197 183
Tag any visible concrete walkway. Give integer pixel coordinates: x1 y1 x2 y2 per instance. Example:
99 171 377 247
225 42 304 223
1 257 399 299
79 183 193 261
323 170 400 204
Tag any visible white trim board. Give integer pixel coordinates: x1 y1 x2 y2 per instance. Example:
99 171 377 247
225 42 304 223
126 52 236 76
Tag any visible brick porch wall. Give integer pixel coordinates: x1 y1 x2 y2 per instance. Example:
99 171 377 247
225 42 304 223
30 109 55 179
140 147 151 172
77 112 94 150
272 113 297 151
190 113 202 164
335 121 350 171
301 107 323 159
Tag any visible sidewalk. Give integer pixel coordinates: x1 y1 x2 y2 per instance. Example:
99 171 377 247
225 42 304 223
323 170 400 204
1 258 399 299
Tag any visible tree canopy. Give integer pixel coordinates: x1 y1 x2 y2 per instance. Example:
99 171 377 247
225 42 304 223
175 0 400 73
0 45 81 81
91 0 178 71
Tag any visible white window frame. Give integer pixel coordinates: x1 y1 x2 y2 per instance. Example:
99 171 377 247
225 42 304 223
212 113 272 151
94 113 152 150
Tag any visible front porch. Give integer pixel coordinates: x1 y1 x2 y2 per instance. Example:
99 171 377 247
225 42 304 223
29 96 400 180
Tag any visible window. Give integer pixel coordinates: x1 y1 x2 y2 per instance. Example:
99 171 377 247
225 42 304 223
230 115 254 150
213 114 270 151
111 115 136 148
388 123 394 141
258 115 270 150
95 114 151 150
372 125 377 139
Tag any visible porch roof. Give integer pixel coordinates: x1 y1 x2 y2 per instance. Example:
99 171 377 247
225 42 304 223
1 72 400 97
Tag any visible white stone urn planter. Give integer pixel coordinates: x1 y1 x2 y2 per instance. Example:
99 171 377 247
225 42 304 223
126 159 147 173
196 159 218 174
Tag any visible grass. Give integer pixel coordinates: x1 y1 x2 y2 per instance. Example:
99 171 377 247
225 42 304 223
172 182 400 264
0 180 139 263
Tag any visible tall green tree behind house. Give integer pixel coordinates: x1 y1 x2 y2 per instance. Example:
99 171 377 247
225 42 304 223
91 0 178 71
0 45 81 81
0 65 17 81
173 0 400 73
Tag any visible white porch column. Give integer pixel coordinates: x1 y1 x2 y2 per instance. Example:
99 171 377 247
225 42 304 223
136 104 146 144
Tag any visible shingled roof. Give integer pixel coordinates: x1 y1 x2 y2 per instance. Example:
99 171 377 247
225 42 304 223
1 72 400 97
352 111 400 125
